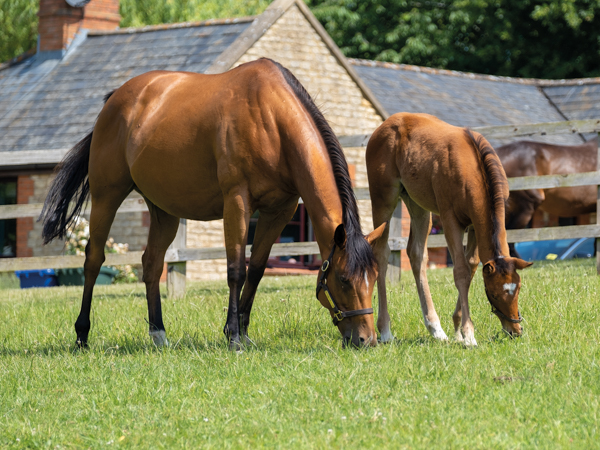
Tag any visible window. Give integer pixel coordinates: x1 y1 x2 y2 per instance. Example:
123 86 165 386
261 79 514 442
0 178 17 258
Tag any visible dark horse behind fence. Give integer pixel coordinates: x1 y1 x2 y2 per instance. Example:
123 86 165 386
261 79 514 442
496 138 598 256
40 58 386 350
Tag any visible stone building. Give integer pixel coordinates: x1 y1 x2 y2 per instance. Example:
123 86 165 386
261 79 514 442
0 0 388 279
1 0 599 277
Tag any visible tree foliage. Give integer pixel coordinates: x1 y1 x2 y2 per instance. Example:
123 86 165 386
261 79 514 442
2 0 600 79
307 0 600 79
0 0 38 64
119 0 270 28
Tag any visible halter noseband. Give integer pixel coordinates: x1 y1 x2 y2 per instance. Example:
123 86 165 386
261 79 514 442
485 288 523 324
316 245 374 326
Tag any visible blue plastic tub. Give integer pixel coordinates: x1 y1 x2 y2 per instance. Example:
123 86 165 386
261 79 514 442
15 269 58 289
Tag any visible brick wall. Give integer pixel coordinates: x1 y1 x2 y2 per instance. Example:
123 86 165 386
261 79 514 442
38 0 120 53
186 4 385 281
16 176 34 257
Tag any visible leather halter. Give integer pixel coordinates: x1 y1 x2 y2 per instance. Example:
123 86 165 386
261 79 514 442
316 245 374 326
485 288 523 324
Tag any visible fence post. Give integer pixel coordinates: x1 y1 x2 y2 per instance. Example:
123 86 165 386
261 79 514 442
386 201 403 284
167 219 186 299
597 133 600 275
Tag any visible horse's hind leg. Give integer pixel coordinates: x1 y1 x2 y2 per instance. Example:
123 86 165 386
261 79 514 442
370 183 400 343
452 226 479 342
142 202 180 346
402 194 447 340
75 193 128 347
442 213 476 346
222 188 252 350
239 203 298 342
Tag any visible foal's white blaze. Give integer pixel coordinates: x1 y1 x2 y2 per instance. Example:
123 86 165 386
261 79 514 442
364 272 369 289
149 329 168 347
503 283 517 296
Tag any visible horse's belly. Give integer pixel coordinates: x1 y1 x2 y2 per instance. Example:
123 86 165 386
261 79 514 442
541 186 596 216
130 152 224 221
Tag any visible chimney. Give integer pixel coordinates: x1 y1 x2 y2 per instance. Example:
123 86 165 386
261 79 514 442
37 0 120 57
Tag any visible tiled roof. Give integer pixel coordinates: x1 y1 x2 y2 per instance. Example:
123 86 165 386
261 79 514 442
350 59 585 145
0 19 251 152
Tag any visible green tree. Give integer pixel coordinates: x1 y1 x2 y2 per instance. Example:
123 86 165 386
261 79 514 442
119 0 270 27
307 0 600 79
0 0 38 64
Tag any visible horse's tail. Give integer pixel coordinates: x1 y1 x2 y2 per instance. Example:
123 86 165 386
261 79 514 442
40 132 92 244
465 129 508 257
40 90 116 244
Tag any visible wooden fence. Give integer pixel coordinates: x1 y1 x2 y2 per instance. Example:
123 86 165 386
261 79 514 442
1 118 599 297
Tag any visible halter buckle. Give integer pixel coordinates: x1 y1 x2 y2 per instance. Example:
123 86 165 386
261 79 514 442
333 310 343 322
321 260 329 272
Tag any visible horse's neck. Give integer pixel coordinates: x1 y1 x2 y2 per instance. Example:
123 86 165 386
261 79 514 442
295 172 342 258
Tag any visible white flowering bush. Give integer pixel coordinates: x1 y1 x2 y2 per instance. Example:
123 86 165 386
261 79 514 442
65 217 139 283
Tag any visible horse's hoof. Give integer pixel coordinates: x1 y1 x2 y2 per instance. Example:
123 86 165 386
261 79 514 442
463 334 478 347
426 321 448 340
378 329 395 344
76 338 88 349
228 338 242 352
149 329 169 347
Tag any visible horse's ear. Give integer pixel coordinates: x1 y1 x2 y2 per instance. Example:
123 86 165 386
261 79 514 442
513 258 533 270
366 222 388 246
483 260 496 275
334 224 346 248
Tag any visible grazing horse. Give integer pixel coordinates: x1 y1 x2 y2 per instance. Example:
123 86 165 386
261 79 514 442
40 58 386 349
367 113 532 346
496 139 598 255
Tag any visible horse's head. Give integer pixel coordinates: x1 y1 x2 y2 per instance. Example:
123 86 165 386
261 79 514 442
316 223 387 348
482 256 533 336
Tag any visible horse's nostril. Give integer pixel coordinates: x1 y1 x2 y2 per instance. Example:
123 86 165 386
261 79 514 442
359 337 365 343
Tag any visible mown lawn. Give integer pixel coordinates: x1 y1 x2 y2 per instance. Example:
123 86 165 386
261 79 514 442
1 260 599 448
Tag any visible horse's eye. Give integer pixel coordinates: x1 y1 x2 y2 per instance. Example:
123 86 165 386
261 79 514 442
339 276 350 285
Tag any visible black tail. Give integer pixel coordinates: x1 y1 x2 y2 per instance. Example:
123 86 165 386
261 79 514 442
39 132 92 244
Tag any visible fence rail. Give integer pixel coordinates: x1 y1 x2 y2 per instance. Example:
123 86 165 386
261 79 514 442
2 119 600 295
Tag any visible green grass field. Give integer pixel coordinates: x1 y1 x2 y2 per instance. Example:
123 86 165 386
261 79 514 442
1 260 599 448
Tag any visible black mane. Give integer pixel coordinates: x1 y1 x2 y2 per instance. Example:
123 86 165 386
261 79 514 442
465 129 508 263
270 59 376 279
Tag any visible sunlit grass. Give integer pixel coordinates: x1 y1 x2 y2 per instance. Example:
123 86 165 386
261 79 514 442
1 260 599 448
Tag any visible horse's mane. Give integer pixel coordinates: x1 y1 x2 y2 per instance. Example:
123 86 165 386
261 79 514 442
465 129 508 263
269 58 376 279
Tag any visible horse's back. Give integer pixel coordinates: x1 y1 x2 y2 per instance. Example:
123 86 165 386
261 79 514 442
88 60 309 220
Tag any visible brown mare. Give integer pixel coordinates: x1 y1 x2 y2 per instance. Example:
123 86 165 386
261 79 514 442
497 139 598 255
40 58 386 349
367 113 532 346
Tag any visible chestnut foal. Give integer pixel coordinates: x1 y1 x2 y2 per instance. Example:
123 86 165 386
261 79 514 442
367 113 532 346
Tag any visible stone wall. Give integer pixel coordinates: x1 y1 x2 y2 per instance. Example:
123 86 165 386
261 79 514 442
186 3 384 281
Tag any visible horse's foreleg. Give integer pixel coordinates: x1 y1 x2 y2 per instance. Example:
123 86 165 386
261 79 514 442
506 190 544 257
142 203 180 347
403 195 447 341
222 190 251 351
75 196 123 347
452 226 479 342
370 188 399 343
442 214 476 346
239 204 298 343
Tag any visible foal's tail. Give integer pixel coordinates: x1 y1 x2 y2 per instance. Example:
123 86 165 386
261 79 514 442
39 131 92 244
